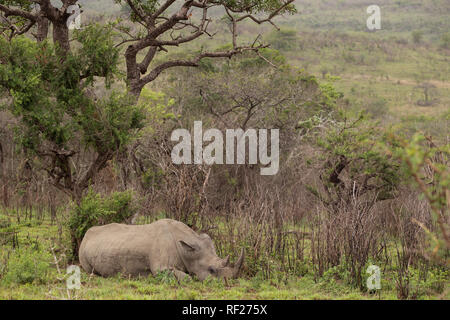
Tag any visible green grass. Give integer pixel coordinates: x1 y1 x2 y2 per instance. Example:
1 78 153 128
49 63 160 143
0 263 392 300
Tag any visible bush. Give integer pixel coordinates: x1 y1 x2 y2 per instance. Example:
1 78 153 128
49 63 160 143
0 215 11 229
266 29 300 51
67 189 137 256
305 115 402 288
2 248 51 285
364 97 388 119
412 31 423 44
440 32 450 49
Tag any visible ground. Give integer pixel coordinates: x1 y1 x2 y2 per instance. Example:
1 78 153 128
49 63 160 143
0 214 447 300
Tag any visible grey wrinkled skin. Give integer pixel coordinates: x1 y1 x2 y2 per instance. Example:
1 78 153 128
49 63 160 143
79 219 244 281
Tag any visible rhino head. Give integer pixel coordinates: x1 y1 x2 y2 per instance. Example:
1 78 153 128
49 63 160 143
176 233 245 281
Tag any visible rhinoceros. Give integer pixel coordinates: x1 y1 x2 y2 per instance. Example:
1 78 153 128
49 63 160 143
79 218 244 281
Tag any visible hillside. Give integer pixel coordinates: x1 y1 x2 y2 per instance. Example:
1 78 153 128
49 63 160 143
78 0 449 135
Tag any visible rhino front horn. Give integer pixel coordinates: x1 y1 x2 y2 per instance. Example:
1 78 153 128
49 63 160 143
233 248 245 278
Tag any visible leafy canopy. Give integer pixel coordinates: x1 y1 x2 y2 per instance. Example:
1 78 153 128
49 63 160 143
0 24 144 156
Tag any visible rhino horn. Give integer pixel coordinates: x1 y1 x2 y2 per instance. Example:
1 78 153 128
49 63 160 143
221 255 230 267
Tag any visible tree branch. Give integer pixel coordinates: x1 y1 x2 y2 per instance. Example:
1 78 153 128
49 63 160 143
0 4 37 21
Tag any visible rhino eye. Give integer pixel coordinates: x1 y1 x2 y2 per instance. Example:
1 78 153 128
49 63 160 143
208 266 217 274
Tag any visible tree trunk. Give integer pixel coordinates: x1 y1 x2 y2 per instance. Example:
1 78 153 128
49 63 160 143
128 81 144 101
35 16 49 42
52 21 70 53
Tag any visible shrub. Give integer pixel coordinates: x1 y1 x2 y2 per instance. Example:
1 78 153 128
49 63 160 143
305 115 402 288
2 248 51 285
266 29 299 51
364 98 388 119
440 32 450 49
412 31 423 44
0 215 11 229
67 189 137 256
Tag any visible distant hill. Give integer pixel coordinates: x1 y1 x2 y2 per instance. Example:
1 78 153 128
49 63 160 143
277 0 450 43
78 0 121 15
76 0 449 42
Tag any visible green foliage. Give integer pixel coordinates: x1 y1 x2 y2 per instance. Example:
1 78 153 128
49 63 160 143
313 115 401 203
197 58 217 73
139 89 176 122
266 28 299 51
320 263 352 287
141 166 165 190
237 48 287 69
67 189 137 244
0 33 143 155
2 247 51 285
318 81 344 110
0 215 11 229
386 132 449 265
219 0 296 14
83 91 145 153
412 31 424 44
73 23 120 87
364 97 389 119
151 270 181 286
408 267 449 297
0 0 34 34
0 33 145 206
440 32 450 49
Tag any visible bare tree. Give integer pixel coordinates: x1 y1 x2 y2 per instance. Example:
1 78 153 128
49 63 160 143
114 0 296 97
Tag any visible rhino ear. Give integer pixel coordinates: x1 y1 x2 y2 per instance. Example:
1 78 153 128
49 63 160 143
179 240 198 252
